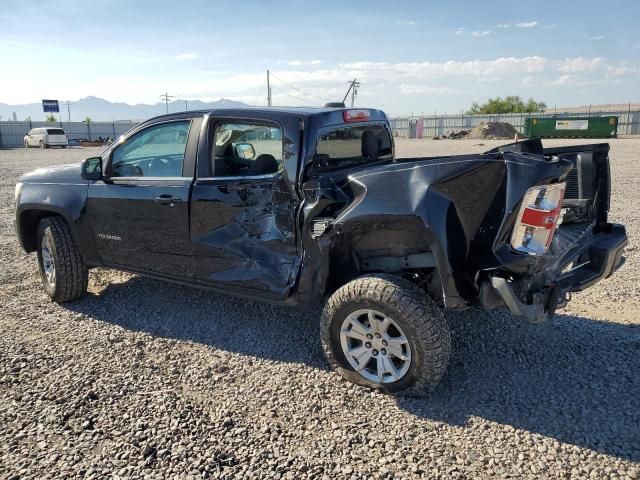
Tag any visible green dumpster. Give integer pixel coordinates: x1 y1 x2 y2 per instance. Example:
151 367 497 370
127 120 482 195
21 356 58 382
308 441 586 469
524 116 618 138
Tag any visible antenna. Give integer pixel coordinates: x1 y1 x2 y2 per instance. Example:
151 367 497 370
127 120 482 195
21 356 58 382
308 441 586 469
342 79 361 107
160 92 175 113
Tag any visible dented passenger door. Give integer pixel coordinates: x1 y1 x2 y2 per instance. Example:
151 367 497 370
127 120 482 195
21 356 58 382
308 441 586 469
189 114 301 300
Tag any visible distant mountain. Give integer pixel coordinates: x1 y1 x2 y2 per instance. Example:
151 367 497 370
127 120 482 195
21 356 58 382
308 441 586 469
0 96 248 122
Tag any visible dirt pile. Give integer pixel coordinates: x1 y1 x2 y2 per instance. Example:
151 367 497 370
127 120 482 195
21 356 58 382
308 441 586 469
438 122 521 140
466 122 521 139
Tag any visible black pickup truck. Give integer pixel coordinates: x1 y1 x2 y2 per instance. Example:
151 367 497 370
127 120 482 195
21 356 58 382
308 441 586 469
15 107 627 395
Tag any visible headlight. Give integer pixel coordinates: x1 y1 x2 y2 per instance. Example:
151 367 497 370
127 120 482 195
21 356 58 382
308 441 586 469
511 182 566 255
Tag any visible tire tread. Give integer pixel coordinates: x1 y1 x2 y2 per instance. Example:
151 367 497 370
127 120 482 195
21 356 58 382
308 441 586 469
38 217 88 302
320 274 451 396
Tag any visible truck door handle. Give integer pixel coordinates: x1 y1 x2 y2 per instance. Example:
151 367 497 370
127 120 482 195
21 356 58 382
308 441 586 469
155 194 182 206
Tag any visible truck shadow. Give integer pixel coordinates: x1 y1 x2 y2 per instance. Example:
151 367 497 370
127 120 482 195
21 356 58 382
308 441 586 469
66 275 640 462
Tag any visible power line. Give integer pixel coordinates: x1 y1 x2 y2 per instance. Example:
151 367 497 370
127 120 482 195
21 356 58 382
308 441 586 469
342 79 361 107
254 77 267 106
267 70 272 107
269 72 326 104
269 84 313 106
62 101 73 122
160 92 174 113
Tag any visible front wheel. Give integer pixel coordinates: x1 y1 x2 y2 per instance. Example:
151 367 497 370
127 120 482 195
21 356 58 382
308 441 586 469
36 217 88 302
24 140 29 148
40 140 47 149
321 274 451 396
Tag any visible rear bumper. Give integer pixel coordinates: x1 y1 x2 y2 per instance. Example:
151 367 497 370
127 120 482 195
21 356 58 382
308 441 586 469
481 223 628 323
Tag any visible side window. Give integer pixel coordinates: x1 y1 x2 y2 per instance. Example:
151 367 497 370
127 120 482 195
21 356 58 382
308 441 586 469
211 122 283 177
111 121 190 178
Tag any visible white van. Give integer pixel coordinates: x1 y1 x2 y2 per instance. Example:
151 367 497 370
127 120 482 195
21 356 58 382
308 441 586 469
24 128 69 148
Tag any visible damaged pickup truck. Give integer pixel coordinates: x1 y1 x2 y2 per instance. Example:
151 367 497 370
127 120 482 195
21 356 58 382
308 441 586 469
15 106 628 395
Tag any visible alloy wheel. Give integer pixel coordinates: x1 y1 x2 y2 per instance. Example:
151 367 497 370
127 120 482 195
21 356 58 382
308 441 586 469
41 235 56 287
339 309 412 384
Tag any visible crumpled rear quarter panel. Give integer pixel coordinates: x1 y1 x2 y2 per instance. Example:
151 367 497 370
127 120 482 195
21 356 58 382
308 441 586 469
301 152 571 306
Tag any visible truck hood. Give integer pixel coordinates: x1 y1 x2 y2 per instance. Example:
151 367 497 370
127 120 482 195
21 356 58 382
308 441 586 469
19 163 87 184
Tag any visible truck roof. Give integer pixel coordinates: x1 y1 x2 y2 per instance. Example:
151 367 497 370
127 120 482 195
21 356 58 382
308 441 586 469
144 106 389 125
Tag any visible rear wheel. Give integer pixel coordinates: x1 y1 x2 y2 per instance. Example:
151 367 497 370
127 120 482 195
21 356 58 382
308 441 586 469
321 274 451 396
36 217 88 302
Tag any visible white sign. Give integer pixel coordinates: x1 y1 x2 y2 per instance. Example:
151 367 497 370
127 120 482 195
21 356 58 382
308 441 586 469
556 120 589 130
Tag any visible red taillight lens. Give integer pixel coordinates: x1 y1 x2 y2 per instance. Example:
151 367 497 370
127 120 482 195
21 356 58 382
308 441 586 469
343 109 371 122
511 183 566 255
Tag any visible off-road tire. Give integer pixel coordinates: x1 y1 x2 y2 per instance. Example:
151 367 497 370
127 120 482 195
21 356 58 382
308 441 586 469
36 217 88 302
321 274 451 396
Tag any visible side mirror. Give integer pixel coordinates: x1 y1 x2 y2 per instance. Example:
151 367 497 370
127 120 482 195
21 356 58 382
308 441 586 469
234 143 256 160
81 157 102 180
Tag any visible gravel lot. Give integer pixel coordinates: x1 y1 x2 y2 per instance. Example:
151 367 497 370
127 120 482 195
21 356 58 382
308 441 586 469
1 141 639 479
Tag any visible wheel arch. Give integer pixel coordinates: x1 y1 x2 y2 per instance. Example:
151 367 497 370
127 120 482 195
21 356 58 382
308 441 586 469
17 207 74 253
322 224 459 307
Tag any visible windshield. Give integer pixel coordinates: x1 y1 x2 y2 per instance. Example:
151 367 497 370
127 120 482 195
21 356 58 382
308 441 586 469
315 124 392 167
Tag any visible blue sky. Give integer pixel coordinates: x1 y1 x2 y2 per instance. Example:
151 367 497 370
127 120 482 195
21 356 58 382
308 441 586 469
1 0 639 115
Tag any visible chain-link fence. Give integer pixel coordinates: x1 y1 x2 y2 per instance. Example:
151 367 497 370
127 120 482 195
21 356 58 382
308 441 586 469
0 121 139 147
389 110 640 138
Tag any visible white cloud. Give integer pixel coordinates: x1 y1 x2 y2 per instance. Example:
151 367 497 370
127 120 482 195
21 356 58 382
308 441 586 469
607 64 640 76
516 21 539 28
589 35 606 41
498 20 546 29
552 75 580 85
471 30 492 37
455 27 465 35
394 20 417 26
287 59 322 66
399 84 460 95
174 53 198 61
340 56 550 77
556 57 605 72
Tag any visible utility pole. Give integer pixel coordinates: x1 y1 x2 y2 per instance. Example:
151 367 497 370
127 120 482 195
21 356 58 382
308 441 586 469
62 101 72 122
160 92 174 113
342 78 361 107
267 70 272 107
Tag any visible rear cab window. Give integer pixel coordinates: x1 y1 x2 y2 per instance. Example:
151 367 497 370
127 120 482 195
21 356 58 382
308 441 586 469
315 123 393 169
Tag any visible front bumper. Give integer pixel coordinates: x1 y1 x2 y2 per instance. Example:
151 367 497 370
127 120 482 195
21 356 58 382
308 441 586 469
481 223 628 323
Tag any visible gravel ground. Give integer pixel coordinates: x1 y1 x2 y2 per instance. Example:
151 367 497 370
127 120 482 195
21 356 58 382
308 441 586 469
1 141 639 479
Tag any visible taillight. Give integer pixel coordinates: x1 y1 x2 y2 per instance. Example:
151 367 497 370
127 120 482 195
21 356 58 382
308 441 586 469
510 182 566 255
343 109 370 122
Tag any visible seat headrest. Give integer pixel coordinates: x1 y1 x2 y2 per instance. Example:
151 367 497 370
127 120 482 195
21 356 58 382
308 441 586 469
361 130 379 160
249 154 279 176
